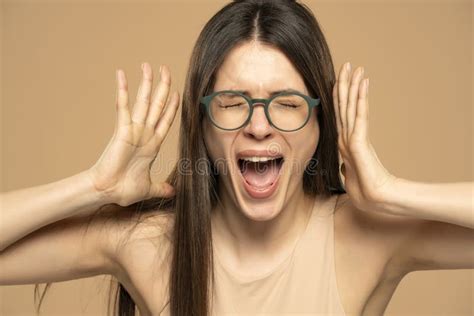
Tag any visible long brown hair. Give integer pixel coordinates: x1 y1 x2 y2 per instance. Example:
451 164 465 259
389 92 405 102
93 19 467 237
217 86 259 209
34 0 345 315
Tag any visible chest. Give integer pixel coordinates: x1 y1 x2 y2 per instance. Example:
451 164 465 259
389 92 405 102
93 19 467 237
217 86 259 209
119 208 404 316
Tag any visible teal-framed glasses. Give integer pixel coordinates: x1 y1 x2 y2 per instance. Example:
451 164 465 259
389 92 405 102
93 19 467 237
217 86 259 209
200 90 321 132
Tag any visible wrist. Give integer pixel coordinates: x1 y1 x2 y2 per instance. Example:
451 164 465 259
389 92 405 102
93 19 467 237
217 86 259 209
372 175 405 216
80 169 117 206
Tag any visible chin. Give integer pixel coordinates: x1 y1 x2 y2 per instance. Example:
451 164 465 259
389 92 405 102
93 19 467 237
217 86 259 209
225 150 296 222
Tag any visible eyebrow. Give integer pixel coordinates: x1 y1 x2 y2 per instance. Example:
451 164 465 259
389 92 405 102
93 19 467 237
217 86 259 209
224 88 305 97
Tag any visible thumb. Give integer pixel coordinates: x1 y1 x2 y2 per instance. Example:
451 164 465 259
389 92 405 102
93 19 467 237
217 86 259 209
148 182 176 199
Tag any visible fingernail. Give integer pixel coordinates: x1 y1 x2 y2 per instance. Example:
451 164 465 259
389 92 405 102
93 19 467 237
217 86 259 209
346 62 351 72
116 70 124 88
159 65 163 74
366 78 369 93
141 63 145 71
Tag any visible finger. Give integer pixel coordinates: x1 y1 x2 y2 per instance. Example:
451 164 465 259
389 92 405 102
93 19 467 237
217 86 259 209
332 80 346 155
353 78 370 141
148 182 176 198
155 91 180 141
146 64 172 129
338 62 351 144
347 67 364 140
115 69 131 128
131 62 153 124
332 80 341 132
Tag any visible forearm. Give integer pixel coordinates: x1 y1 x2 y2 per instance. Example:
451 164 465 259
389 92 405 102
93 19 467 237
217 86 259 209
0 170 111 251
378 177 474 228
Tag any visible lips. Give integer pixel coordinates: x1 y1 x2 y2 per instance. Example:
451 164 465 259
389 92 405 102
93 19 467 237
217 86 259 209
236 149 284 160
235 149 285 199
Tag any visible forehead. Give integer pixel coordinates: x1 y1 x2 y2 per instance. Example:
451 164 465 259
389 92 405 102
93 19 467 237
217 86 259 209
213 41 308 96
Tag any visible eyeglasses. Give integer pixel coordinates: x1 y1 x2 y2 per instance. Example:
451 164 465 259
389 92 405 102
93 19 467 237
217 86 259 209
200 90 321 132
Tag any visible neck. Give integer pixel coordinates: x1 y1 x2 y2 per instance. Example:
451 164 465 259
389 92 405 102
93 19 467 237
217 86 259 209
211 184 315 262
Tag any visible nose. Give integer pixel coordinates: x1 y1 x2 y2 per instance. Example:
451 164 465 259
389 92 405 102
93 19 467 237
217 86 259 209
242 103 274 140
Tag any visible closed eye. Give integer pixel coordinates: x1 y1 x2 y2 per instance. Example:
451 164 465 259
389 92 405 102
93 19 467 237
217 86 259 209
221 103 245 108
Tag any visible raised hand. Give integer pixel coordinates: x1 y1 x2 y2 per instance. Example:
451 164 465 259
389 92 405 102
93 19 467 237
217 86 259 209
88 63 180 207
333 62 397 212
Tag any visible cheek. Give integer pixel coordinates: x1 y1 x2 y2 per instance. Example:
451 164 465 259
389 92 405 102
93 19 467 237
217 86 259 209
291 116 320 167
203 121 220 161
305 116 320 155
203 121 233 172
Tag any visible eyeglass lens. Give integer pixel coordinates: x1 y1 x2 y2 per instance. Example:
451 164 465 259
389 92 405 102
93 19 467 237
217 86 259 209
208 92 310 131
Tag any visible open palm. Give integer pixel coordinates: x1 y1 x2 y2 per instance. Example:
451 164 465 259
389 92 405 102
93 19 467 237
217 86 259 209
88 63 180 207
333 62 396 212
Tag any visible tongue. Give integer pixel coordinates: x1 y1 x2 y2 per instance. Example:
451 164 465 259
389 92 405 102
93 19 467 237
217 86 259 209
241 161 280 188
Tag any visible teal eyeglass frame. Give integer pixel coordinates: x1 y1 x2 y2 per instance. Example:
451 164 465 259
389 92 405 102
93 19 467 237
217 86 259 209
200 90 321 132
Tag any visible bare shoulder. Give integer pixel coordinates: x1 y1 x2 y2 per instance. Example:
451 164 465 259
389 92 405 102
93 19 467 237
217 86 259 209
94 204 175 314
334 193 424 280
96 204 175 279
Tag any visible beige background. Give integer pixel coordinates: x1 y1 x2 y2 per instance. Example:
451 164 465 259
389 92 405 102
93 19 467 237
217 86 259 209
1 0 472 315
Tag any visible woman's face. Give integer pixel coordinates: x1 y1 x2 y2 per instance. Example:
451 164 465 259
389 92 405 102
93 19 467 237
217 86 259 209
203 41 320 220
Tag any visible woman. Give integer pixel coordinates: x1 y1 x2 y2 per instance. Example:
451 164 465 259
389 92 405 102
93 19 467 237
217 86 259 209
1 0 472 315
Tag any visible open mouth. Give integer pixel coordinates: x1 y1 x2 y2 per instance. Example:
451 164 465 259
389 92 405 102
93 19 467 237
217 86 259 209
236 156 285 198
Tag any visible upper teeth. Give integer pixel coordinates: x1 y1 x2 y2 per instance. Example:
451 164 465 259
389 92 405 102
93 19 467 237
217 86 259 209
240 156 281 162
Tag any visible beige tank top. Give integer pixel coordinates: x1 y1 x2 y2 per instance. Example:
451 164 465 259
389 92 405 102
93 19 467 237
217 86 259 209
160 194 345 316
